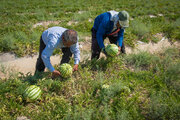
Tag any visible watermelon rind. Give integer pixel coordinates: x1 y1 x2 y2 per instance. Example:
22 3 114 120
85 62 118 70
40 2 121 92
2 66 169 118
23 85 41 101
105 44 119 57
59 63 73 78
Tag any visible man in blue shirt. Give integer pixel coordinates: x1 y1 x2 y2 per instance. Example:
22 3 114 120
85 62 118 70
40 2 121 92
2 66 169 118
91 10 129 59
35 27 80 78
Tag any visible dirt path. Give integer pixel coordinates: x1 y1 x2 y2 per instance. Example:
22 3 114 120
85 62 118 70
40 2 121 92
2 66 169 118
0 36 179 79
126 37 179 54
0 41 92 79
0 55 60 77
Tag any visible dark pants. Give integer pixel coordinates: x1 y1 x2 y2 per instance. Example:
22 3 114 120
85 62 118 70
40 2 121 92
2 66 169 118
91 28 125 60
35 36 72 73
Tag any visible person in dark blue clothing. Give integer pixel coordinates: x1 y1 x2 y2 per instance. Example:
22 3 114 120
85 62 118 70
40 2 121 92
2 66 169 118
91 10 129 59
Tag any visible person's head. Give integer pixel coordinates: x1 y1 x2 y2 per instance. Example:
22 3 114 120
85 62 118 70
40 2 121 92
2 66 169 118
62 30 78 47
118 10 129 28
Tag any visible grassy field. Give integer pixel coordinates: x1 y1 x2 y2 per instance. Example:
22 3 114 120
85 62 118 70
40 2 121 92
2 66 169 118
0 0 180 56
0 0 180 119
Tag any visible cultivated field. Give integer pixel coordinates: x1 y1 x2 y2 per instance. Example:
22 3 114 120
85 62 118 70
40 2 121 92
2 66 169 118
0 0 180 119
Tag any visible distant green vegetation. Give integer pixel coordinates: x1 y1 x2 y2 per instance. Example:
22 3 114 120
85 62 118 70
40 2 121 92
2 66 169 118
0 0 180 56
0 47 179 119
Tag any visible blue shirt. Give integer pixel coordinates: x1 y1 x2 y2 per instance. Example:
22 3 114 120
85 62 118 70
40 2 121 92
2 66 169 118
93 12 124 49
41 27 80 72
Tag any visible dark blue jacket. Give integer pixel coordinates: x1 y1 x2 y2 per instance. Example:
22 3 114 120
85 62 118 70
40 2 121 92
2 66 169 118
93 12 124 49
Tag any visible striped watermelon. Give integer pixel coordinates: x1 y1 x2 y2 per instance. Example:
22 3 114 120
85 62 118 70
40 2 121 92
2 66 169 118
59 63 73 78
105 44 119 57
23 85 41 101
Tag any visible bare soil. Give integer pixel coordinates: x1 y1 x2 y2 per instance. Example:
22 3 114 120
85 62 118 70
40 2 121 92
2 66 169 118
0 34 179 79
33 21 61 28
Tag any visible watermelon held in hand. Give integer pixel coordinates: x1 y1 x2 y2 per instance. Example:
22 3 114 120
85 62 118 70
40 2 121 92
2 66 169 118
105 44 119 57
59 63 73 78
23 85 41 101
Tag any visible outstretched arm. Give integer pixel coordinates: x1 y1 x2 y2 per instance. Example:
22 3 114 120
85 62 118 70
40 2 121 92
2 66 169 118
41 34 57 72
70 42 80 71
117 29 124 54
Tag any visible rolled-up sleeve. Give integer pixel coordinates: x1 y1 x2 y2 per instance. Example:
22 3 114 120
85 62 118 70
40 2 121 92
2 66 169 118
41 35 57 72
70 42 80 64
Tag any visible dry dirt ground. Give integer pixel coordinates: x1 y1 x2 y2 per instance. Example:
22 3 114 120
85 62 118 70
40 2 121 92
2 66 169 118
0 34 179 79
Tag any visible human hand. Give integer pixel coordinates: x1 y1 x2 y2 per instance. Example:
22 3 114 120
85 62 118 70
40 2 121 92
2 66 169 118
52 70 61 79
73 64 78 71
117 46 121 55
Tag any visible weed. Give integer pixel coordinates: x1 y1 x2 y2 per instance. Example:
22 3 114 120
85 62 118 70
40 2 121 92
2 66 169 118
151 35 159 43
163 17 180 41
131 19 151 38
164 62 180 91
73 11 92 22
125 51 160 70
148 92 180 120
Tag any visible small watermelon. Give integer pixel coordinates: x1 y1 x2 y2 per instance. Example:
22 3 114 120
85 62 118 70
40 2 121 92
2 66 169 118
105 44 119 57
23 85 41 101
59 63 73 78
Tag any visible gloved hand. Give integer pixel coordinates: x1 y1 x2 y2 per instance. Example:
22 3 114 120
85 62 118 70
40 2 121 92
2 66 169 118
101 48 108 56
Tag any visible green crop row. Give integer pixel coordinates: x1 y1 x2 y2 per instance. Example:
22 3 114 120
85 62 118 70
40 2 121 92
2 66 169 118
0 0 180 56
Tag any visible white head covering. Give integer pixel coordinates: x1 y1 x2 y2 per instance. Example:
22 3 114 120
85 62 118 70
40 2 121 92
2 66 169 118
108 10 119 32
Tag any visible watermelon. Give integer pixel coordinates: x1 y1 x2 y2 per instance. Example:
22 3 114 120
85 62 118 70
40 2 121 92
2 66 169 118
59 63 73 78
23 85 41 101
105 44 119 57
102 84 110 89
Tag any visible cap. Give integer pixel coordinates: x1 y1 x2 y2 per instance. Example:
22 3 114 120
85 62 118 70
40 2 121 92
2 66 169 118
118 10 129 27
